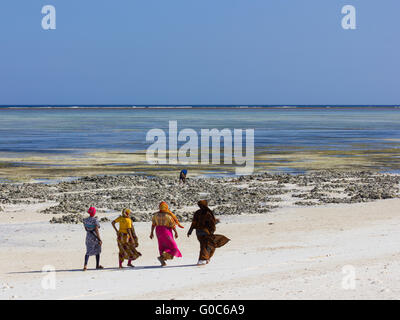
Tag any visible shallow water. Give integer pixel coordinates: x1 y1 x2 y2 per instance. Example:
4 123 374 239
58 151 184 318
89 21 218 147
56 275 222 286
0 107 399 152
0 107 399 175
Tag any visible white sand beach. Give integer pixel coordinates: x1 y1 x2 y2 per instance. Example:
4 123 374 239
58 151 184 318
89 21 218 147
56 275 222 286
1 198 400 300
2 0 400 303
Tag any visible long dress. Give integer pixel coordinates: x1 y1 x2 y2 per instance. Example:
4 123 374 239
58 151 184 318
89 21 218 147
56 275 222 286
115 216 142 262
83 216 101 256
189 209 230 261
152 212 182 260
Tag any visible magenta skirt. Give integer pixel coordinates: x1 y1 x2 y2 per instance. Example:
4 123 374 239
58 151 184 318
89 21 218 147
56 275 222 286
155 226 182 258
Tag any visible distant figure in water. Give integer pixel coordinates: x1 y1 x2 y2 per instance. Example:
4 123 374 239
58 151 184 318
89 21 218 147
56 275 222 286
179 169 188 184
150 201 183 266
83 207 103 271
112 208 142 268
187 200 230 266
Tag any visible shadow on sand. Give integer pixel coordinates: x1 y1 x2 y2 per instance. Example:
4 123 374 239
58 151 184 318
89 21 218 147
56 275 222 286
8 264 199 275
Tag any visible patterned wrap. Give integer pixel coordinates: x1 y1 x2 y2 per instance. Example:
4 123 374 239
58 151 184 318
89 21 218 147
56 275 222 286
117 231 141 262
159 202 184 228
152 212 176 228
83 216 101 256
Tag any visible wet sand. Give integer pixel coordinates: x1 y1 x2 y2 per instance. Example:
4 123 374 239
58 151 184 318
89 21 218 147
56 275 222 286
1 146 400 182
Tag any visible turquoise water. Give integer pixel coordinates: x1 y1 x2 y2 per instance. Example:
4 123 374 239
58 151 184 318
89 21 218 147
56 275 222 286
0 107 399 157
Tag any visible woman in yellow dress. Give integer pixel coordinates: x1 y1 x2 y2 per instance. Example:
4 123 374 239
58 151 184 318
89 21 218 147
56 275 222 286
112 208 141 268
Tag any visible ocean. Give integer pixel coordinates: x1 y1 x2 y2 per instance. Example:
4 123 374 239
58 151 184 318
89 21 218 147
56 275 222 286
0 106 399 175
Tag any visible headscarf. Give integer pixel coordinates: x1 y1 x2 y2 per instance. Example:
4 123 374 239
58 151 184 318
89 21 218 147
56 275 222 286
88 207 96 217
159 201 184 228
198 200 216 219
198 200 208 209
122 208 132 218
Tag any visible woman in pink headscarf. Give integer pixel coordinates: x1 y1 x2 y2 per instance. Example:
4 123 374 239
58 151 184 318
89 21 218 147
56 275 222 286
82 207 103 271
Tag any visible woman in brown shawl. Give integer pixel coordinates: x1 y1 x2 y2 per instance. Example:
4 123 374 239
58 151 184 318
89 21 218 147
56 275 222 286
187 200 230 265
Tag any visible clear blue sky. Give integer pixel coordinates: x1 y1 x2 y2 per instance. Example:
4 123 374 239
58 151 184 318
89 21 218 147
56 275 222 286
0 0 399 105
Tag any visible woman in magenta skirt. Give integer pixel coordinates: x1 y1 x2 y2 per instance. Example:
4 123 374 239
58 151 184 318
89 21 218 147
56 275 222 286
150 202 183 266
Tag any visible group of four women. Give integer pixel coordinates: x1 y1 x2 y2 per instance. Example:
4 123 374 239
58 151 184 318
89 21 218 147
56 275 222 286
82 200 230 270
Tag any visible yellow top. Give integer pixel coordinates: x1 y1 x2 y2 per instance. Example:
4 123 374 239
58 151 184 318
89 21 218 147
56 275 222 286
152 212 176 229
115 216 132 234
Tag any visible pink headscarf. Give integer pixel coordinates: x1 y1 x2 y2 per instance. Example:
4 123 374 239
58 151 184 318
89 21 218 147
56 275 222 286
88 207 96 217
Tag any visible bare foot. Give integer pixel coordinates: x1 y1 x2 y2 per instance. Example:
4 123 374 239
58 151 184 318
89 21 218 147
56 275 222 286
157 257 167 267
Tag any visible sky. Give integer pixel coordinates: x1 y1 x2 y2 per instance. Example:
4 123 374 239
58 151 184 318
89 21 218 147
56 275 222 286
0 0 399 105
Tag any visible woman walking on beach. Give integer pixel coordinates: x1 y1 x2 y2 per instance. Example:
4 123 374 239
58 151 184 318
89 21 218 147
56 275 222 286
112 208 142 268
150 201 183 266
83 207 103 271
187 200 230 265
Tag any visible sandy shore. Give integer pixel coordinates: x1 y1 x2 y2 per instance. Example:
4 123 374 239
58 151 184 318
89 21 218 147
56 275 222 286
1 198 400 300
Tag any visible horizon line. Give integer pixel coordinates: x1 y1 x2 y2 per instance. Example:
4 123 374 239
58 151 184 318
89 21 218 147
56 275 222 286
1 104 400 108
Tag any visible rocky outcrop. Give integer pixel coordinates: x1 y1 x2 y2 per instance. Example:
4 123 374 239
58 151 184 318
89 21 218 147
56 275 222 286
0 170 399 224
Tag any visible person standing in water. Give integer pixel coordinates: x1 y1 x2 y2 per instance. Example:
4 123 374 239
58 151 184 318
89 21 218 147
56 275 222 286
150 201 183 266
187 200 230 265
83 207 103 271
112 208 142 269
